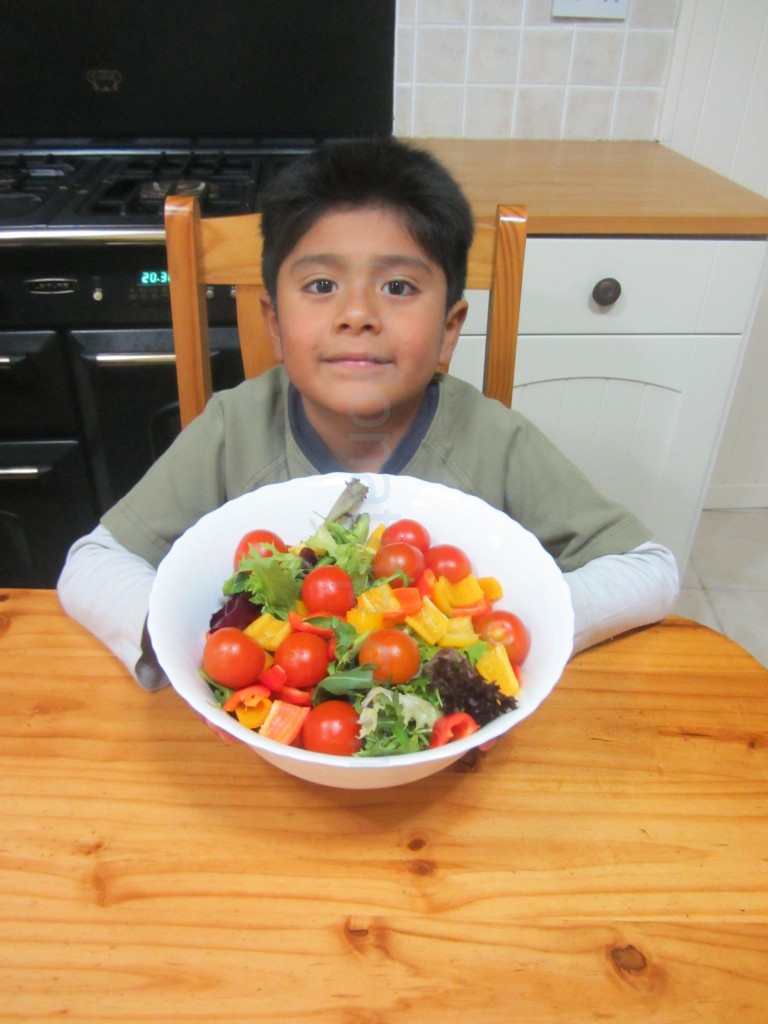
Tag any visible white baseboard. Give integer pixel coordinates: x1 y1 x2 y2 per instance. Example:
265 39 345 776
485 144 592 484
704 483 768 509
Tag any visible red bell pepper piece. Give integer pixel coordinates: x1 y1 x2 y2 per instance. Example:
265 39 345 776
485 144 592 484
449 598 492 619
416 568 437 599
276 686 313 707
257 663 289 693
288 610 335 638
428 712 480 748
382 586 423 624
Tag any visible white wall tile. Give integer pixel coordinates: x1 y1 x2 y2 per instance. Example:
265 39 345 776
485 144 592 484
524 0 556 27
397 0 416 25
629 0 680 30
463 85 516 137
620 29 674 87
394 0 682 141
415 26 468 83
611 86 663 139
571 27 624 86
520 27 573 85
468 27 520 84
396 25 415 81
417 0 470 25
514 85 565 137
472 0 524 27
563 86 614 138
412 83 465 135
394 85 414 135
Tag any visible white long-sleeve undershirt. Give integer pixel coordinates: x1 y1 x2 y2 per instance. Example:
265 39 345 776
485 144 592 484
57 524 680 691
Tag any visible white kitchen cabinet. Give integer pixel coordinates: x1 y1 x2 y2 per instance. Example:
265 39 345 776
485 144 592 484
451 238 767 570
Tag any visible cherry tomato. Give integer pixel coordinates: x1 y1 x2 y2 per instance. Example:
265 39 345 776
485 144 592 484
301 700 362 756
301 564 356 616
380 518 431 554
358 628 421 685
233 528 287 569
373 542 426 588
273 631 330 688
475 610 531 665
202 626 266 690
424 543 472 584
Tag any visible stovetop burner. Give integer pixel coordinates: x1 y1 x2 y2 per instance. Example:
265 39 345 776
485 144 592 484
0 146 305 235
0 152 103 226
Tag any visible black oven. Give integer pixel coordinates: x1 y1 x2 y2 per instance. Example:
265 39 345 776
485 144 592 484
0 0 395 587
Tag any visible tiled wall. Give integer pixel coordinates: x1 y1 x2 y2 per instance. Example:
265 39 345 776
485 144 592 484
395 0 681 140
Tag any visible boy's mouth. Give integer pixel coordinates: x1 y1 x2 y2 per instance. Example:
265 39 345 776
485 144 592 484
324 354 392 369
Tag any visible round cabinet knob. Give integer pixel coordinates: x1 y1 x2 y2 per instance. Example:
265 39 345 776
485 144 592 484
592 277 622 307
92 287 104 302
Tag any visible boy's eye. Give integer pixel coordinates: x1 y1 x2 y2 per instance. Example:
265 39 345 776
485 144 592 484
306 278 337 294
383 279 415 296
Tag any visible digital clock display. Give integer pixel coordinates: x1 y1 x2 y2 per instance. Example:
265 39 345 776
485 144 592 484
139 270 170 286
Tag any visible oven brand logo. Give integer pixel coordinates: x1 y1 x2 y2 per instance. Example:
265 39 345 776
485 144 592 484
86 69 123 93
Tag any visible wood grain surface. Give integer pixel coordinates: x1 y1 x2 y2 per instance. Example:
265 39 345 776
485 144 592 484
421 139 768 236
1 589 766 1023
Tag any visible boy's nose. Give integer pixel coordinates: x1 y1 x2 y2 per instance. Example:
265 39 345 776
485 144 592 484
334 283 382 333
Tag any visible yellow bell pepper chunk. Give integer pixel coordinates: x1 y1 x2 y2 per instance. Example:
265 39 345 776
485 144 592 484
477 576 503 602
234 697 273 730
437 615 480 649
358 582 401 615
444 574 485 607
404 596 450 646
365 523 386 553
346 608 385 634
431 576 454 615
476 642 520 697
244 612 292 652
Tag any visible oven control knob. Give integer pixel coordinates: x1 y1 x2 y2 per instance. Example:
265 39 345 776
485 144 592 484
93 286 104 302
206 286 215 300
230 286 237 299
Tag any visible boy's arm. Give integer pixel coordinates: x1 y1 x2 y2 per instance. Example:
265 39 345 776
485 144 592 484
57 524 167 690
564 541 679 655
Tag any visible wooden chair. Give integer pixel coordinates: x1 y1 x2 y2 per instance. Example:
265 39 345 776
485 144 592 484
164 196 527 429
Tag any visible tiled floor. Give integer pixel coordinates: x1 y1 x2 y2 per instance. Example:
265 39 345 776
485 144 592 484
675 508 768 668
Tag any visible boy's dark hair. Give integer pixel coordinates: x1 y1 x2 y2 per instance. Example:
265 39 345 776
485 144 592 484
259 137 475 308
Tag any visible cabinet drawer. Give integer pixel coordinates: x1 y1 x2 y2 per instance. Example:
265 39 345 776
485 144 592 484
519 239 765 335
463 239 766 336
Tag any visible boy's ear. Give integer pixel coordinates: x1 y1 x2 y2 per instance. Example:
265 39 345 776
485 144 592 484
437 298 469 373
259 290 283 361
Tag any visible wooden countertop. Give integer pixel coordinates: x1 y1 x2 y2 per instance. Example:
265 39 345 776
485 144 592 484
2 588 767 1022
418 139 768 237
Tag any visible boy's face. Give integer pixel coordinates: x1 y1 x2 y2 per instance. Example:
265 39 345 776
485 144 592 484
261 206 467 430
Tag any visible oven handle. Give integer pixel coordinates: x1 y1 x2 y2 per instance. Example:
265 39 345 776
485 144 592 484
87 353 177 366
0 466 50 480
0 355 24 369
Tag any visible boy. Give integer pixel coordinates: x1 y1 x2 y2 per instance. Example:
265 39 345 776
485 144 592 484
58 138 678 689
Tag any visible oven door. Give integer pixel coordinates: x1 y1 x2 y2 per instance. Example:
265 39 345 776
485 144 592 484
69 327 245 511
0 330 79 437
0 440 99 587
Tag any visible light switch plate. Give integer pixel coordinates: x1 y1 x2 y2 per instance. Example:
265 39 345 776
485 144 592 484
552 0 629 19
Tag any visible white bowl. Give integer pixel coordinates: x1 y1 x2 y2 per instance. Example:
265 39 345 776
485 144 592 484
148 473 573 789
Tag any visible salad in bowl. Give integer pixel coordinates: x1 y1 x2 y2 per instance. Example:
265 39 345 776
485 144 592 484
148 474 574 789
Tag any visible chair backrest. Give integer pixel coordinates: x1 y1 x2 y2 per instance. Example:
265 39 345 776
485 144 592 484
164 195 527 429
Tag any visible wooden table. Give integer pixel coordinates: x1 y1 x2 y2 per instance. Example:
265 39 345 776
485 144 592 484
1 589 766 1023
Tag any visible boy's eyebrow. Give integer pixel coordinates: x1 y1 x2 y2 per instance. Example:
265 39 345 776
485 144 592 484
288 253 436 274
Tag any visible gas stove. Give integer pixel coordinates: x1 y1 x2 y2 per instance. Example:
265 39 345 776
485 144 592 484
0 145 309 238
0 0 396 587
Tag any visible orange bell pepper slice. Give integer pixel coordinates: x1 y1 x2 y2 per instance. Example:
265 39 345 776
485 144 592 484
259 700 310 745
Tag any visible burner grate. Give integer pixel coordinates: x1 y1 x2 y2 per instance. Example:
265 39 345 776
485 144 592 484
73 151 263 221
0 153 103 225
